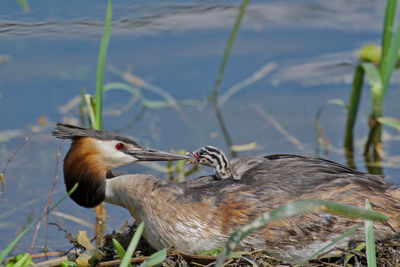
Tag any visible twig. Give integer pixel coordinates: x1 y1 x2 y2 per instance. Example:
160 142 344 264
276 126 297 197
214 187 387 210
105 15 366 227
94 202 106 246
33 256 68 267
4 251 61 265
203 262 217 267
108 65 181 111
190 262 208 267
99 256 149 266
214 103 237 158
219 62 277 106
108 65 192 124
51 211 94 228
221 258 234 267
251 103 305 151
315 260 344 267
117 105 147 132
30 251 60 259
123 72 181 110
1 136 28 174
0 137 29 193
28 140 64 253
315 121 330 157
363 116 382 157
48 222 75 243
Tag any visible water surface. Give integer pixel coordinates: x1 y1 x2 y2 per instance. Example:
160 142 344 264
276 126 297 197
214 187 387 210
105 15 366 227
1 0 399 256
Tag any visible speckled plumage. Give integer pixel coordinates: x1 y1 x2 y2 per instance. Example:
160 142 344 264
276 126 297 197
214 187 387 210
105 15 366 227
187 146 264 180
53 123 400 262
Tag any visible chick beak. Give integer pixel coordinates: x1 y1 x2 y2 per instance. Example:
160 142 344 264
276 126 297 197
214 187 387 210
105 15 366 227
185 151 199 164
125 148 189 161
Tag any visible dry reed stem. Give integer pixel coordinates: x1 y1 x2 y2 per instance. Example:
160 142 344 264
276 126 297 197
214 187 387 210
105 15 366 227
33 256 68 267
29 140 64 253
99 256 149 266
0 136 29 193
219 62 277 106
251 103 305 151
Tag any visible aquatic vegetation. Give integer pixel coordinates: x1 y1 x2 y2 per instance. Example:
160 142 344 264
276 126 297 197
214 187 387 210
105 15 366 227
344 0 400 169
117 222 167 267
314 0 400 173
208 0 251 159
17 0 29 12
0 184 78 264
5 253 33 267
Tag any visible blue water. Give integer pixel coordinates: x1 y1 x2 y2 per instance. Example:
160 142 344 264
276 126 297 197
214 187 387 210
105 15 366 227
1 0 399 258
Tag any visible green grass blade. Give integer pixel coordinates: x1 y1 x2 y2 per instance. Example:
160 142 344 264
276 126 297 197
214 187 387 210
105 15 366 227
112 238 132 267
17 0 29 12
84 94 96 128
298 223 363 266
143 248 167 266
199 248 222 257
208 0 250 158
381 17 400 95
112 238 126 257
6 253 34 267
61 260 78 267
13 253 33 267
120 222 144 267
208 0 251 103
103 82 185 109
380 0 397 80
344 242 365 265
215 199 386 267
104 82 145 101
365 200 377 267
79 89 87 127
344 64 364 151
0 183 78 264
361 62 383 116
314 98 346 151
94 0 112 130
377 116 400 131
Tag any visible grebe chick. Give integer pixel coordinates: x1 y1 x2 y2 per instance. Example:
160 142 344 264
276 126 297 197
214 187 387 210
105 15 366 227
187 146 264 180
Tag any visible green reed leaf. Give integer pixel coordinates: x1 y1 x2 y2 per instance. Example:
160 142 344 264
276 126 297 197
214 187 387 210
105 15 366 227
377 116 400 131
142 248 167 267
365 200 377 267
120 222 144 267
94 0 112 130
344 64 364 151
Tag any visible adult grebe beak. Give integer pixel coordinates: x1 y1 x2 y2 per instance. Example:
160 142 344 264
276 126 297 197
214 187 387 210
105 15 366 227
125 148 189 161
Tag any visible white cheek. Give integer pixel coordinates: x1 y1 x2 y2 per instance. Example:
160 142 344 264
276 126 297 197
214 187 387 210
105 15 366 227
113 153 137 165
107 151 138 168
94 140 138 168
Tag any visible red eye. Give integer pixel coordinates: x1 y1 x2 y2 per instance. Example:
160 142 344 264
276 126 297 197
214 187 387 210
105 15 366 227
115 143 124 151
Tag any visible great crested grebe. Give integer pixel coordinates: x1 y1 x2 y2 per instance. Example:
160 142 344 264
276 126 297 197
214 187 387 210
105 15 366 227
52 123 400 261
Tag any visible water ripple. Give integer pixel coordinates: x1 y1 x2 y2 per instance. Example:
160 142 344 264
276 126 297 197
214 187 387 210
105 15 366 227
0 1 385 38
